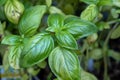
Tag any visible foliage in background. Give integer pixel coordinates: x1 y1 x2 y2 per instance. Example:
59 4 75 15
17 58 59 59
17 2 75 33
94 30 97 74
0 0 120 80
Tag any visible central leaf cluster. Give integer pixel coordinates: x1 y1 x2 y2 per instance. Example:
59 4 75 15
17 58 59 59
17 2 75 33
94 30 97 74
2 4 98 80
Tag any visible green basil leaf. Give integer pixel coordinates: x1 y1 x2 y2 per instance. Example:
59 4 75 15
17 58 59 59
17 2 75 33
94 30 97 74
111 8 119 19
3 50 10 71
80 4 98 21
20 33 54 67
46 0 52 7
96 22 110 31
108 50 120 61
64 15 79 24
80 0 99 4
64 18 98 38
90 48 103 60
9 45 23 69
46 14 64 32
81 70 97 80
98 0 113 6
18 5 46 37
4 0 24 24
49 47 81 80
111 26 120 39
49 6 65 15
55 31 78 50
1 35 21 45
113 0 120 7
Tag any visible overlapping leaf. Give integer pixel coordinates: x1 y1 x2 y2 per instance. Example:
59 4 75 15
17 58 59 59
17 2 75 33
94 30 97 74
18 5 46 37
1 35 21 45
81 70 98 80
20 33 54 67
64 17 98 38
8 45 23 69
47 14 98 38
55 31 78 50
46 13 64 32
49 6 65 15
4 0 24 24
49 47 81 80
80 0 99 4
80 4 98 21
98 0 113 6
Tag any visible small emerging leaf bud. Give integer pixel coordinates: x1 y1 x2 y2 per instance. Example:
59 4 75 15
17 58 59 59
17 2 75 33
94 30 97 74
87 33 98 43
4 0 24 24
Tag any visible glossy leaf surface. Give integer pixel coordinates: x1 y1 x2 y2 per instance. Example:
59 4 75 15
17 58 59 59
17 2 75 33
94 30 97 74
18 5 46 36
9 45 23 69
49 47 81 80
1 35 21 45
64 17 98 38
20 33 54 67
55 31 78 50
46 14 64 32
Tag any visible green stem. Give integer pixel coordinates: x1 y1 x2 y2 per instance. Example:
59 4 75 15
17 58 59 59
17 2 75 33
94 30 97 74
84 41 90 70
85 46 89 70
103 23 119 80
107 19 120 24
79 40 87 66
79 40 89 70
29 74 32 80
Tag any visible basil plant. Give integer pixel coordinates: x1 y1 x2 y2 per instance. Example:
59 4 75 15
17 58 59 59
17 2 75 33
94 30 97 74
1 0 98 80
